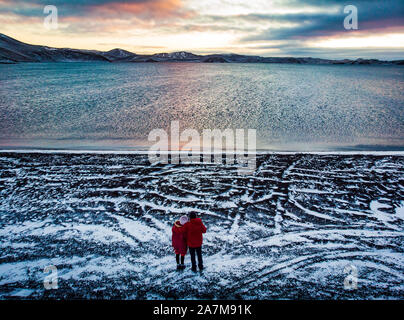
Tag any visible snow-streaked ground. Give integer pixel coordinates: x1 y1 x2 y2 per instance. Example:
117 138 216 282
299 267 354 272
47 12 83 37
0 152 403 299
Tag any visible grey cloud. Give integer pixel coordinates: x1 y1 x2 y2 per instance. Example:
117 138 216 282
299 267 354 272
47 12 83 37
240 1 404 41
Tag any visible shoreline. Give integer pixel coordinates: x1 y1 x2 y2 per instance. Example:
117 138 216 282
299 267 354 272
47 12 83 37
1 149 404 156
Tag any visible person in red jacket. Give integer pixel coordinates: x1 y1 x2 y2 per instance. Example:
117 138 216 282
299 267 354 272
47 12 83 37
172 215 189 270
183 212 207 272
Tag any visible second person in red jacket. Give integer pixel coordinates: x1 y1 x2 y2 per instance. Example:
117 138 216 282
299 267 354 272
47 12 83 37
172 215 189 270
183 212 207 272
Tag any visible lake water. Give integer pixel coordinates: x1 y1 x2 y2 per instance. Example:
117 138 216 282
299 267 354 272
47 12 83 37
0 62 403 151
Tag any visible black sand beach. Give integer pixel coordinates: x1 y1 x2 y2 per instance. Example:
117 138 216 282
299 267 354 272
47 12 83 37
0 152 403 299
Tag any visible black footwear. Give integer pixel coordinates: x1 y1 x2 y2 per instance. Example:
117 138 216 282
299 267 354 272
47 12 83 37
177 264 181 270
199 265 204 271
179 264 186 270
191 267 197 272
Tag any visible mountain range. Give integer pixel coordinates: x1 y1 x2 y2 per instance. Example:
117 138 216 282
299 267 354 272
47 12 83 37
1 33 403 65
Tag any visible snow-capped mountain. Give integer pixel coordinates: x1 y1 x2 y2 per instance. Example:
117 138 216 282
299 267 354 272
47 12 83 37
152 51 201 61
0 33 109 63
102 48 137 61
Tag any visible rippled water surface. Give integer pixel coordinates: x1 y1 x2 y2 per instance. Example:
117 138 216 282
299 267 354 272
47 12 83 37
0 62 404 150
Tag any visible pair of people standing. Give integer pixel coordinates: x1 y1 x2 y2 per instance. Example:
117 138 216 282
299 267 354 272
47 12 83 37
171 212 207 272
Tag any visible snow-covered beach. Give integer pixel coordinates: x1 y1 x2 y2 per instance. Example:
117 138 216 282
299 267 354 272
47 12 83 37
0 152 403 299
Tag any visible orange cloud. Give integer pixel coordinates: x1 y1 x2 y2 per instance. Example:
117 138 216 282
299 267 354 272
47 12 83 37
89 0 190 19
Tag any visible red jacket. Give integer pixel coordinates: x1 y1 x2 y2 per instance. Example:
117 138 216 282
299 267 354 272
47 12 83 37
172 221 187 255
183 218 207 248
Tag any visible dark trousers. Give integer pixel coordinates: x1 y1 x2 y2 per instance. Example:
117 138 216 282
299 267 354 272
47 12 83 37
176 254 185 265
189 246 203 270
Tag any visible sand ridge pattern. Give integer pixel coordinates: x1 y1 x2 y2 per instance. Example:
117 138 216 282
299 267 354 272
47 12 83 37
0 152 403 299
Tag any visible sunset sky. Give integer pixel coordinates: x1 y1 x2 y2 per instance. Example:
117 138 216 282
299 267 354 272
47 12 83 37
1 0 403 59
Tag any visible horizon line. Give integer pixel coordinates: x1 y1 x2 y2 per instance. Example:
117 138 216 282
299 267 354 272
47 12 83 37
1 33 403 62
